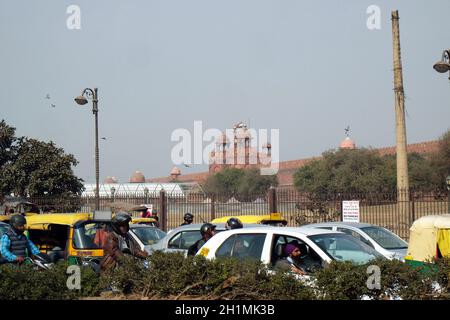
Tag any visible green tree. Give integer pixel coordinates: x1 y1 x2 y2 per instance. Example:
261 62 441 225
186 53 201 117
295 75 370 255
429 129 450 190
0 120 84 197
0 120 16 167
237 168 278 196
203 167 245 195
294 148 395 195
0 121 18 196
203 167 277 199
294 145 446 197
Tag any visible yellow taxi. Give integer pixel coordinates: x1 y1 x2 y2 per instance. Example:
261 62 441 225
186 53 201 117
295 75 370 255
211 213 287 226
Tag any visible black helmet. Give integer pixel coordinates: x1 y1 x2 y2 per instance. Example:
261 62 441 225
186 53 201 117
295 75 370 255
10 214 27 228
200 223 216 236
111 212 131 233
226 217 243 230
184 213 194 223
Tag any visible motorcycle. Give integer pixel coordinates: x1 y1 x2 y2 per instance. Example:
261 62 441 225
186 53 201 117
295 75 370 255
24 253 54 270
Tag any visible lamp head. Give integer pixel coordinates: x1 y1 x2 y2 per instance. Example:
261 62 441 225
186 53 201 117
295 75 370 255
433 61 450 73
74 95 88 105
434 50 450 74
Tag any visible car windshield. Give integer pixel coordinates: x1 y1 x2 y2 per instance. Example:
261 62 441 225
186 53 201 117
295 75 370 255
360 226 407 249
131 227 166 245
308 233 383 264
73 222 111 249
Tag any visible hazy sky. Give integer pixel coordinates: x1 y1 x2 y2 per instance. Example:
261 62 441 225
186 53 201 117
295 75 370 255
1 0 449 183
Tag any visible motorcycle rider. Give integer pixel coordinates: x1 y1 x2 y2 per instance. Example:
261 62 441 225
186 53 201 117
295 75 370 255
0 214 41 264
225 217 243 230
180 213 194 226
187 223 217 256
100 212 148 271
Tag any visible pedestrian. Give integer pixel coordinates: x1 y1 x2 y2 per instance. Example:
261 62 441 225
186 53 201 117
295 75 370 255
140 207 151 218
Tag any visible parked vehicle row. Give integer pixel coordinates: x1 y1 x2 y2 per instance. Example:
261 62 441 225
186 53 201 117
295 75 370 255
1 211 448 275
301 222 408 260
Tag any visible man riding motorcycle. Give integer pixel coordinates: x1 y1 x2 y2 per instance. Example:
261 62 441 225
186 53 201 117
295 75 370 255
0 214 41 265
100 212 148 271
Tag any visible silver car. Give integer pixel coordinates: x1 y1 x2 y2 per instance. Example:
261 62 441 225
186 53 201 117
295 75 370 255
147 223 226 256
302 222 408 260
147 222 266 256
129 224 166 253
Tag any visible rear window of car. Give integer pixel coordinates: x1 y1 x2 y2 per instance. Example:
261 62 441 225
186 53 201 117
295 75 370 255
168 231 202 250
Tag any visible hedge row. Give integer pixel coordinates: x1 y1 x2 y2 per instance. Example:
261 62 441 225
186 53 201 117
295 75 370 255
1 254 449 300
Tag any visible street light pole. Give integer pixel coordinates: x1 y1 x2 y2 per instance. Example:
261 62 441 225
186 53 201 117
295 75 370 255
75 88 100 211
433 51 450 213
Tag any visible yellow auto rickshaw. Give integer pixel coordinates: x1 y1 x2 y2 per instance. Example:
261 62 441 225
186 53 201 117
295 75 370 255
211 212 288 226
131 217 159 227
25 213 109 266
0 213 38 223
404 214 450 268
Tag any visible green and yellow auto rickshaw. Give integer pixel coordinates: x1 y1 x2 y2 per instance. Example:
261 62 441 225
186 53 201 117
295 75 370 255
404 214 450 268
25 213 110 267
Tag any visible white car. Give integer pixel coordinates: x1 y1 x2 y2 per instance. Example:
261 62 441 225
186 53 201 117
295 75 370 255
301 222 408 260
196 226 383 270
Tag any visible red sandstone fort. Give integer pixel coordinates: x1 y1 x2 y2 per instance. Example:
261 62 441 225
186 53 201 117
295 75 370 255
104 123 440 187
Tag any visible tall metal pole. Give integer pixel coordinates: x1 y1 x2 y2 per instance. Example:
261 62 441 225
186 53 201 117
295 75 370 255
93 88 100 211
391 11 410 221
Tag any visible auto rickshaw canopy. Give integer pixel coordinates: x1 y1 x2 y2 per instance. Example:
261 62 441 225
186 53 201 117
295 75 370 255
406 214 450 262
25 213 93 229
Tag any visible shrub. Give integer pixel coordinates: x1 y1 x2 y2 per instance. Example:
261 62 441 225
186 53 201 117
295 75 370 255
102 252 314 299
0 262 72 300
315 261 368 300
432 258 450 299
363 258 434 300
0 262 101 300
1 254 449 300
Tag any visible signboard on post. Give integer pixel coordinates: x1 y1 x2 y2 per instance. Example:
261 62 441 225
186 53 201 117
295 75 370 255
342 200 360 223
